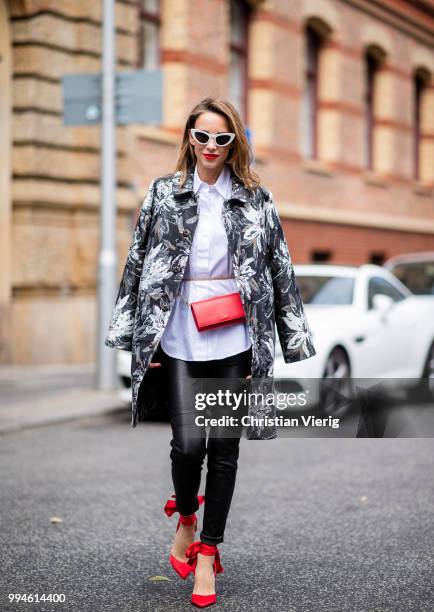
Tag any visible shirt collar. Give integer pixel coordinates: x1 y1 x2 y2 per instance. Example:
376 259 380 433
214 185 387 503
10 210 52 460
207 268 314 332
193 163 232 199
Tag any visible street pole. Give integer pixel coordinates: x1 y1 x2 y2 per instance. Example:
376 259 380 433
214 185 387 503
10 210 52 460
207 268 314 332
97 0 117 390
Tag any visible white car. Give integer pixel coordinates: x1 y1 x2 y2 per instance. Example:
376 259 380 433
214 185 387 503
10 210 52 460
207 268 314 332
384 251 434 296
116 263 434 413
116 349 133 404
273 264 434 414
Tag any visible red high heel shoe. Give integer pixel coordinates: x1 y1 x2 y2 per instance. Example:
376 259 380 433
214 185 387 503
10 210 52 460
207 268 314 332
185 541 224 608
164 494 205 579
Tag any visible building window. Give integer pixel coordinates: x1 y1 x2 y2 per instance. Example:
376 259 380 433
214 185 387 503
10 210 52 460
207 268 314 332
363 46 385 171
301 25 321 159
229 0 249 123
369 252 386 266
311 250 331 263
364 53 377 170
413 68 430 182
138 0 160 70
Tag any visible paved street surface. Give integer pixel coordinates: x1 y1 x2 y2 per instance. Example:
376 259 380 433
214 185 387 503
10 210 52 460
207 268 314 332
1 411 433 612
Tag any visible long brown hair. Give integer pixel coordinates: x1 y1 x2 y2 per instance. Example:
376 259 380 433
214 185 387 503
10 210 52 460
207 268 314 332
174 97 260 191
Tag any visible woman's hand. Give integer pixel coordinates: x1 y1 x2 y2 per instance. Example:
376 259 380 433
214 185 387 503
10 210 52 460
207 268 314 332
245 374 252 380
148 361 162 368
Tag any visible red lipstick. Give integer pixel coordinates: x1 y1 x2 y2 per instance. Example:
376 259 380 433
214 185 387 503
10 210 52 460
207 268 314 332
203 154 218 159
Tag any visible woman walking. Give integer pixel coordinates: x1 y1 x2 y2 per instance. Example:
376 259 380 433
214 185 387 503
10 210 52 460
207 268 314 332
105 97 316 607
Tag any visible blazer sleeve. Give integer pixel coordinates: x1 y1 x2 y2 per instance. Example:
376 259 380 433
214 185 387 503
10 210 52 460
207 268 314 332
264 188 316 363
105 179 156 351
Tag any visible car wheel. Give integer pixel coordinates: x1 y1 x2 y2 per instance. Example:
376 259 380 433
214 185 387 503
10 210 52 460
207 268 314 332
319 347 354 418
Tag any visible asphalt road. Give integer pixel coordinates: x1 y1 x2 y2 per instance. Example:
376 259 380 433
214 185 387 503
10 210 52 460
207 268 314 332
0 411 433 612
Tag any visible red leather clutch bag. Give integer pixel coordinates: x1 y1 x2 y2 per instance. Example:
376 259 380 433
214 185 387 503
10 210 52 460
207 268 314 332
191 292 246 332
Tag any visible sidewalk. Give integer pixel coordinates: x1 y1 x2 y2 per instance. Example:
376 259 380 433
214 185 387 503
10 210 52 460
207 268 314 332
0 363 127 434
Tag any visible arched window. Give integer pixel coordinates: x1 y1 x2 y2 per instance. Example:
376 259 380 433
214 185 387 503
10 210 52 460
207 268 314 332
229 0 250 123
138 0 161 70
301 18 332 160
301 24 322 159
363 45 386 171
413 67 431 182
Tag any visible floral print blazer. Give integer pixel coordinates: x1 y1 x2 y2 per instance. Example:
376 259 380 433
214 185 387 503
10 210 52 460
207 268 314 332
105 165 316 440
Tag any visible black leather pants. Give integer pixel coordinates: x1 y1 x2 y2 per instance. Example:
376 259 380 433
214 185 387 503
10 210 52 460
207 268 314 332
161 345 252 545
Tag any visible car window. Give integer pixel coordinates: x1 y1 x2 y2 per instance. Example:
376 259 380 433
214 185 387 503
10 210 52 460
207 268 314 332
297 276 354 305
389 261 434 295
367 276 407 309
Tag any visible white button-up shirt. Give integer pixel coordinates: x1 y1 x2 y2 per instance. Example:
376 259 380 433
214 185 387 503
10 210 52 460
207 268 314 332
160 163 252 361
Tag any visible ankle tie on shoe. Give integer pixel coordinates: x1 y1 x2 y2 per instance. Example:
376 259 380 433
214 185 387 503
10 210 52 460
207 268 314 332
164 495 205 580
178 514 196 526
164 494 205 518
185 541 224 574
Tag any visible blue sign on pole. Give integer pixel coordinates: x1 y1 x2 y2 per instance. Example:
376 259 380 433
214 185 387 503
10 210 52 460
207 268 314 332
115 70 162 125
62 74 102 125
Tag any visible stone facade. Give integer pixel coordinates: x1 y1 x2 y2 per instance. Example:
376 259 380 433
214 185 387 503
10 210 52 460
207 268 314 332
0 0 433 364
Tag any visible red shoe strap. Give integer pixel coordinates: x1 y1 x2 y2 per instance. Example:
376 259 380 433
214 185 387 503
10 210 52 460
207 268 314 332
178 513 197 526
213 549 224 574
164 494 205 517
185 541 201 558
198 543 224 573
185 540 201 568
198 543 218 556
185 540 223 573
163 495 178 517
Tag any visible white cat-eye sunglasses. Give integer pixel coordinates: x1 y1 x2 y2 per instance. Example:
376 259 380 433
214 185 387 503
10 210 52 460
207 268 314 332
190 128 236 147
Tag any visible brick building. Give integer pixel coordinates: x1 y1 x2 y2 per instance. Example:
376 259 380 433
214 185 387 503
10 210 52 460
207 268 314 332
0 0 433 364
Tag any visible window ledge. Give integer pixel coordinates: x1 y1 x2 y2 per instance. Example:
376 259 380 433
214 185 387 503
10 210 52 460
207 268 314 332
302 158 335 177
132 124 179 146
252 153 267 166
362 170 389 188
412 181 433 197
